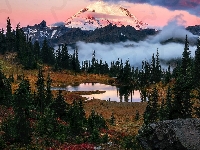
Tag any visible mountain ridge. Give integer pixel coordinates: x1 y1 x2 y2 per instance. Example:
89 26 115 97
64 1 148 30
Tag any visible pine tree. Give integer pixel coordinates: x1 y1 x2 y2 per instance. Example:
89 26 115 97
0 68 12 106
35 68 46 113
194 37 200 87
181 35 191 76
158 99 165 121
41 38 55 65
117 60 132 85
150 53 156 83
50 90 68 120
0 68 7 105
6 17 14 52
67 100 86 136
0 28 6 54
171 35 193 119
46 73 53 107
10 78 32 145
165 86 173 120
155 49 162 83
35 106 67 146
71 48 80 73
164 65 171 84
33 40 41 62
171 73 193 119
60 44 70 69
143 86 159 125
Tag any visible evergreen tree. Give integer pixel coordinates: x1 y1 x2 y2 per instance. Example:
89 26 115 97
23 37 37 69
165 86 173 120
35 68 46 113
33 40 41 63
164 65 171 84
46 73 53 107
143 86 159 125
67 100 86 136
6 17 14 52
0 68 7 105
41 38 55 65
60 44 70 69
181 35 191 76
117 60 132 85
35 107 68 146
5 78 32 145
87 109 107 132
0 68 12 106
50 90 68 120
155 49 162 83
71 48 80 73
158 99 165 121
172 73 193 119
150 53 156 83
55 45 62 71
15 23 36 69
171 35 193 119
194 37 200 87
0 28 6 54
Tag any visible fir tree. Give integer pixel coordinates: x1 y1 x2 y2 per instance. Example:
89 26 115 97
165 86 173 120
41 38 55 65
61 44 70 69
171 35 193 119
164 65 171 84
194 37 200 87
7 78 32 145
33 40 40 62
155 49 162 83
46 73 53 107
35 68 46 113
158 99 165 121
181 35 191 76
0 28 6 54
171 73 193 119
6 17 14 52
67 100 86 136
35 107 67 145
0 68 12 106
143 86 159 125
50 90 68 120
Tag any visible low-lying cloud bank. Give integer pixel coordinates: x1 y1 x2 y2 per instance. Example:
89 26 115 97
67 16 198 68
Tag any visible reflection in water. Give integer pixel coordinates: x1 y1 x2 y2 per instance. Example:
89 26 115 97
52 83 141 102
117 86 135 102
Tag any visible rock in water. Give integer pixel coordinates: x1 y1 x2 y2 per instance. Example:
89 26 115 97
137 118 200 150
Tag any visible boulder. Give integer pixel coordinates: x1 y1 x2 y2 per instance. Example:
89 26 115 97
137 118 200 150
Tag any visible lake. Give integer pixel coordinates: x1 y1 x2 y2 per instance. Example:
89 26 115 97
51 83 141 102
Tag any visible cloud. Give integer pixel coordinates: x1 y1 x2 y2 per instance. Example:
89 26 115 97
73 40 196 69
92 0 200 16
67 15 198 68
147 14 198 43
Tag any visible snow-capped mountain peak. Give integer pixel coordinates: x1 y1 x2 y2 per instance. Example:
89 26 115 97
65 1 148 30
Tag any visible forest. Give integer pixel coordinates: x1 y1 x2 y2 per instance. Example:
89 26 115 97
0 17 200 149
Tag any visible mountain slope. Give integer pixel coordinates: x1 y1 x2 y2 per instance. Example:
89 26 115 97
65 1 148 30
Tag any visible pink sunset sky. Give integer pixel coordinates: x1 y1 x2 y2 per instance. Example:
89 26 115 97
0 0 199 29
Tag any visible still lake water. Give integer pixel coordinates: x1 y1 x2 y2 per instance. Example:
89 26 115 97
52 83 141 102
